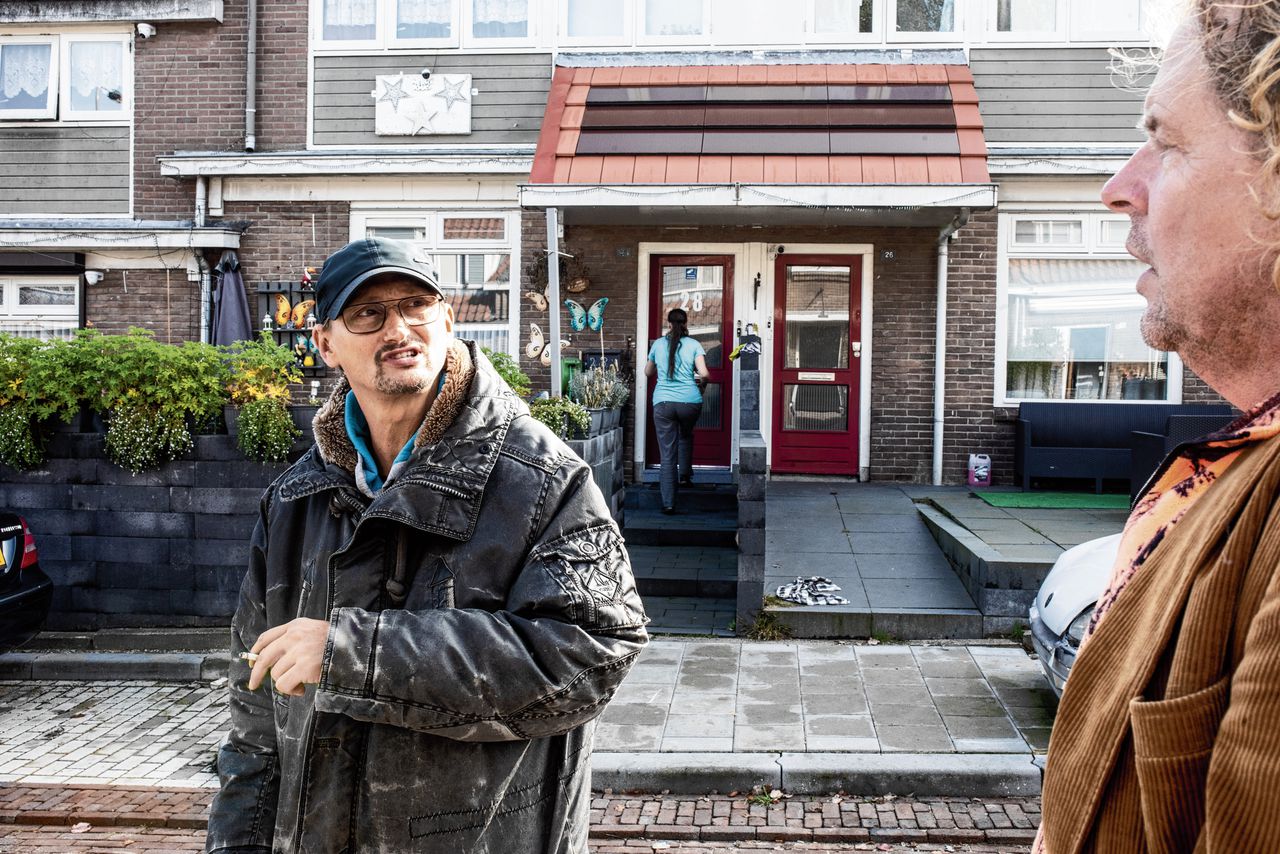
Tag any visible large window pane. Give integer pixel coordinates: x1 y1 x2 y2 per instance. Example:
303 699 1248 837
1005 258 1169 401
784 266 850 370
0 42 53 115
18 283 75 306
783 385 849 431
714 0 803 41
1069 0 1141 36
814 0 873 33
473 0 528 37
567 0 626 37
323 0 376 39
398 0 453 38
645 0 703 36
433 252 511 288
68 41 123 113
660 265 724 367
996 0 1056 31
1014 219 1082 246
894 0 955 32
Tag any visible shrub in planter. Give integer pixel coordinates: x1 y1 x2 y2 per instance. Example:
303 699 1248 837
0 405 43 470
481 346 531 399
529 396 590 441
569 365 629 410
104 403 194 475
0 335 46 468
237 397 300 463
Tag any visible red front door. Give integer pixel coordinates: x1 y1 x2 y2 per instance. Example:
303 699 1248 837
646 255 734 468
770 255 862 475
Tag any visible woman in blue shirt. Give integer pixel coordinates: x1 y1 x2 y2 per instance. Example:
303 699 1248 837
644 308 710 514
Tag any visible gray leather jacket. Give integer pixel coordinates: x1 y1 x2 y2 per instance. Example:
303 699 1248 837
206 343 648 853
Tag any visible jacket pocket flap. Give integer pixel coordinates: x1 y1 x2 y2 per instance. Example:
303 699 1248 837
1130 674 1230 760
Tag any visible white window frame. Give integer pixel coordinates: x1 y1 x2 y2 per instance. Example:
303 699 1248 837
1007 215 1087 251
805 0 881 44
886 0 968 42
0 276 80 338
983 0 1065 42
462 0 537 47
58 34 131 122
560 0 633 45
637 0 709 44
351 209 521 358
389 0 462 49
995 210 1183 407
0 36 58 121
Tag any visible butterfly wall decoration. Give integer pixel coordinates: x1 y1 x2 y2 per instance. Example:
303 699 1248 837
565 297 608 332
273 295 316 329
524 290 549 312
525 322 570 367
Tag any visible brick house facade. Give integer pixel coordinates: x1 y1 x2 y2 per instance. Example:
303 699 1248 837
0 0 1229 487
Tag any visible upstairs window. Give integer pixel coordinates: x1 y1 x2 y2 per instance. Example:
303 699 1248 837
811 0 875 36
322 0 377 40
993 0 1059 34
565 0 627 39
0 39 55 119
892 0 957 34
643 0 705 38
0 34 128 122
471 0 529 38
397 0 455 40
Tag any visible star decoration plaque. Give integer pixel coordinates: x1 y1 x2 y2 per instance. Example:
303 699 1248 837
371 73 472 136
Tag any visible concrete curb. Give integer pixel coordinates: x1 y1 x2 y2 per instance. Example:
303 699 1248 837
780 752 1042 797
591 751 1041 798
0 651 231 682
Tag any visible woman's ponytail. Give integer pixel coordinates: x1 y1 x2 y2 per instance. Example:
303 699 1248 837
665 308 689 379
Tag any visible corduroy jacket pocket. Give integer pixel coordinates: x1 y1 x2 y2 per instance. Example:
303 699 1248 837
1129 675 1231 854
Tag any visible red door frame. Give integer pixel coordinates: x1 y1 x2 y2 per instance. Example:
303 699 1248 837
770 255 862 475
645 254 735 469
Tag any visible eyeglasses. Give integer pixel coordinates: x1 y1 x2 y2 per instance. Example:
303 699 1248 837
339 294 445 334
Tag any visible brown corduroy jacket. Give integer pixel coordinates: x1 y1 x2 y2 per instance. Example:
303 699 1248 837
1040 431 1280 853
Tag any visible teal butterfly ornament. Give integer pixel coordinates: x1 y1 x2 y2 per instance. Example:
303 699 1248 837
565 297 608 332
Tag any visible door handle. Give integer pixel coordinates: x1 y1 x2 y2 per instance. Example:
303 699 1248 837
851 341 862 358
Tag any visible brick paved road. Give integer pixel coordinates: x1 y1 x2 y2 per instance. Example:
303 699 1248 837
0 785 1035 852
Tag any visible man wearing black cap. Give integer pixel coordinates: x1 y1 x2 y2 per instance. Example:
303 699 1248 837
205 238 648 854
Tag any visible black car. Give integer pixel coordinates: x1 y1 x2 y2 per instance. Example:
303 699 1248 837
0 513 52 652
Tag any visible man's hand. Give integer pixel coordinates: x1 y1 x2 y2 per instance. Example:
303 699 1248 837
248 618 329 697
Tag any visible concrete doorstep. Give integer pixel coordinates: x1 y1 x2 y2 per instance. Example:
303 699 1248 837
0 651 230 682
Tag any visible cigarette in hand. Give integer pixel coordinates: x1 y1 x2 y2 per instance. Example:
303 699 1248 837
239 652 260 663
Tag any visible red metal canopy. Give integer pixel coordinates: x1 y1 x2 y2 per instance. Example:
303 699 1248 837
530 64 988 186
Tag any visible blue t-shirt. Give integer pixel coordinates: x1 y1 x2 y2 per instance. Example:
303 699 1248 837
648 335 706 405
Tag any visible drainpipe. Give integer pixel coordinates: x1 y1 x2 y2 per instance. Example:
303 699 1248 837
932 208 970 486
196 251 212 344
546 207 562 397
244 0 258 151
195 176 207 227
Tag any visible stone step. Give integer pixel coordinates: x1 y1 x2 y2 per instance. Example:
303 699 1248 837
640 595 736 637
629 545 737 599
624 507 737 547
625 482 738 513
765 605 985 641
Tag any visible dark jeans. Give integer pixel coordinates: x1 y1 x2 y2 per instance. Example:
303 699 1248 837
653 401 701 509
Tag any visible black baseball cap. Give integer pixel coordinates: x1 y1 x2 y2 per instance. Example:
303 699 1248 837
314 238 444 321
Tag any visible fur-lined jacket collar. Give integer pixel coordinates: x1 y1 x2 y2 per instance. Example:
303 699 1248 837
273 339 525 541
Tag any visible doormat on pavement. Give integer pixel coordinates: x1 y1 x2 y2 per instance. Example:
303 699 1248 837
974 491 1130 509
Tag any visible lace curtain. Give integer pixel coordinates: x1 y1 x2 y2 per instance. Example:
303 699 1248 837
646 0 703 35
69 42 122 110
1 43 51 102
323 0 376 38
399 0 453 36
473 0 527 37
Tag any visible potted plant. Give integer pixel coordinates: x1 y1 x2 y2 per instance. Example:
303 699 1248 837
569 365 630 435
528 396 590 441
220 332 301 461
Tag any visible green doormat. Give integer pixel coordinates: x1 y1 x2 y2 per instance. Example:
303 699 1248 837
975 491 1131 510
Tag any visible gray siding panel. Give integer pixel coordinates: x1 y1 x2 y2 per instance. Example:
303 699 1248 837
0 126 130 216
971 47 1146 145
313 53 552 147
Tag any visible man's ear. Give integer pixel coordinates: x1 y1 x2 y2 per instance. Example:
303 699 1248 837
311 325 341 371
